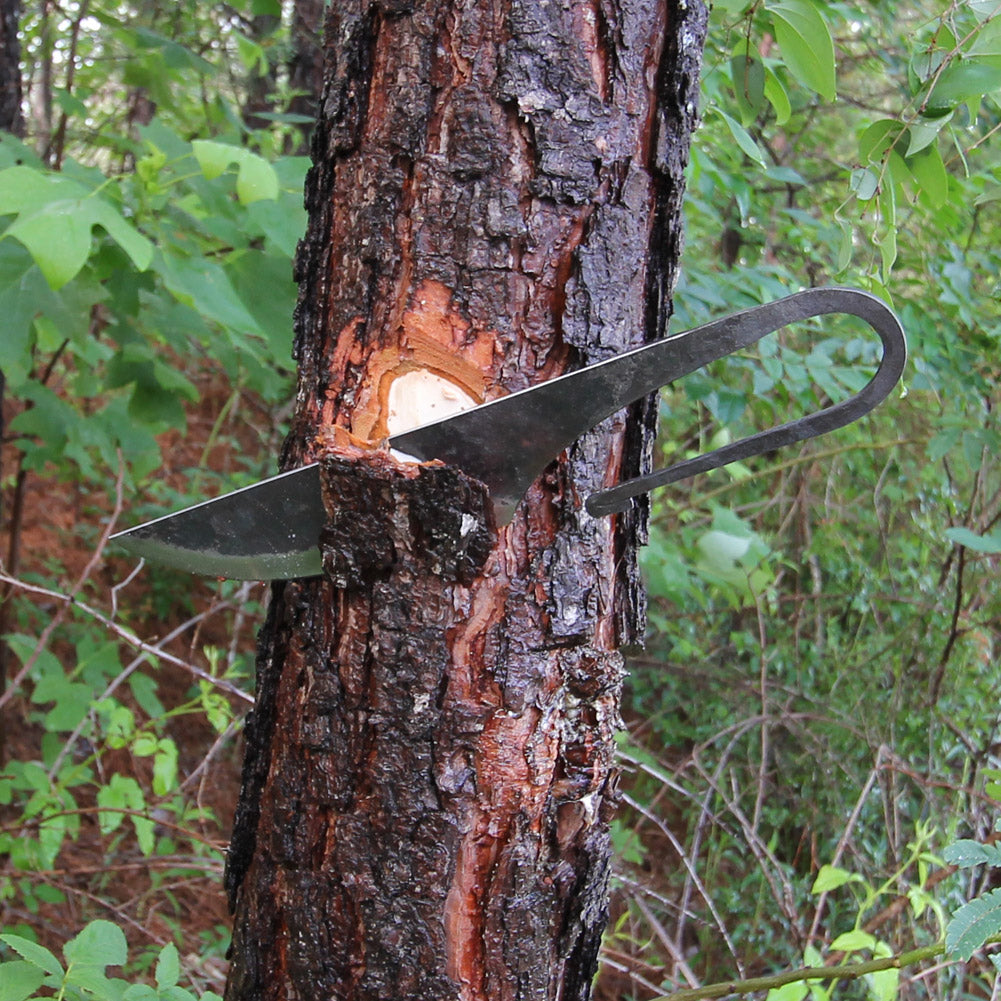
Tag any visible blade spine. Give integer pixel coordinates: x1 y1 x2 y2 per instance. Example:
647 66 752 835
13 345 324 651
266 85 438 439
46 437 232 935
109 463 321 541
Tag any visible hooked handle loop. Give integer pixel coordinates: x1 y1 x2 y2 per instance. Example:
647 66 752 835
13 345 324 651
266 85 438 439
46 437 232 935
586 287 907 517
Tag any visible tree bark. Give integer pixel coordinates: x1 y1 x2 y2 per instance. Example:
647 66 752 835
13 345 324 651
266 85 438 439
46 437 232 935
286 0 325 152
0 0 22 136
223 1 706 998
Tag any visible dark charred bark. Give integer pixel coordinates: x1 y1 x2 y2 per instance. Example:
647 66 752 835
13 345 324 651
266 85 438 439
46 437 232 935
0 0 22 136
224 1 706 998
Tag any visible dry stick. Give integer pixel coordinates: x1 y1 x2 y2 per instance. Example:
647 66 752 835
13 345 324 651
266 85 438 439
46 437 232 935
0 571 254 707
751 595 770 836
725 771 801 934
599 950 670 997
806 748 884 947
0 454 127 718
622 789 737 961
675 721 761 976
46 584 255 782
620 740 745 971
632 893 702 991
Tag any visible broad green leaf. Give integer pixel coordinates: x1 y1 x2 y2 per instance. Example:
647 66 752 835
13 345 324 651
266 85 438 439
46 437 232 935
63 920 127 970
97 774 144 836
925 57 1001 111
906 118 948 157
830 929 877 952
0 936 63 977
859 119 904 165
236 154 279 204
944 526 1001 553
811 864 857 893
191 139 236 180
731 47 766 124
766 982 808 1001
157 251 264 336
0 165 152 288
969 0 1001 21
975 182 1001 205
155 944 180 990
944 839 1001 867
716 110 767 164
867 964 899 1001
5 200 94 288
153 739 179 796
947 887 1001 959
89 200 154 272
192 140 278 204
0 960 46 1001
850 167 878 201
123 986 159 1001
764 67 792 125
969 16 1001 56
767 0 836 101
909 146 949 207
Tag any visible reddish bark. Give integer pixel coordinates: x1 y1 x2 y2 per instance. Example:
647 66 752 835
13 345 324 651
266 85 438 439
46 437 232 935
224 1 706 998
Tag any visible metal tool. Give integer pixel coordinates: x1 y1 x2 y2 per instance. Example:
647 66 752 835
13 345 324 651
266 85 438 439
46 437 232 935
111 286 906 580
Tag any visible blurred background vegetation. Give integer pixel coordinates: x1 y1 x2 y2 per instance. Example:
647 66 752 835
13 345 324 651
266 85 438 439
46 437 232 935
0 0 999 999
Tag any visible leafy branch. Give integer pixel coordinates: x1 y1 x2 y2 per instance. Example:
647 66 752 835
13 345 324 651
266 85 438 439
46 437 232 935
653 939 954 1001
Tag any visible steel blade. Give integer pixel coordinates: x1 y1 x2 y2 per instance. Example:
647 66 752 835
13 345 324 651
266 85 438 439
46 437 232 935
112 465 325 580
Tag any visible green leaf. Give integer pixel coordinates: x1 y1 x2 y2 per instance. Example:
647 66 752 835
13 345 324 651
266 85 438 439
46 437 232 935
157 251 264 336
763 66 792 125
811 864 858 893
944 839 1001 868
235 154 279 205
830 929 878 952
153 739 179 796
96 774 144 837
766 982 808 1001
5 200 94 288
766 0 836 101
866 964 899 1001
731 48 766 124
850 167 879 202
155 944 180 990
716 110 767 164
909 146 949 208
0 165 152 288
191 139 236 180
191 140 278 204
906 117 949 157
63 920 128 970
944 526 1001 553
0 960 46 1001
858 119 905 165
947 886 1001 959
0 936 63 977
925 57 1001 111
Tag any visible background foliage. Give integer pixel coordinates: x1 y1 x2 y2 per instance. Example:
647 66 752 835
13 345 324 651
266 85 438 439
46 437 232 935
0 0 999 998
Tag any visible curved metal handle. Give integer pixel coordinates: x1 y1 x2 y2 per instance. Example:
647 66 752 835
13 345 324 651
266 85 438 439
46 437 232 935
585 287 907 517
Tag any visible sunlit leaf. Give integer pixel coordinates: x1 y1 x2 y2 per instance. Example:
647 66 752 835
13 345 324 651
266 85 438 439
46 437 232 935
766 0 836 101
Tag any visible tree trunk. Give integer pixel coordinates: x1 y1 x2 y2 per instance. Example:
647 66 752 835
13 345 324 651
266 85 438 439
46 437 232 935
286 0 325 152
0 0 21 136
223 1 706 998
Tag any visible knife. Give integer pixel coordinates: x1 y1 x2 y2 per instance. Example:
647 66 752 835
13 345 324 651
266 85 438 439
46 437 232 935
111 286 906 580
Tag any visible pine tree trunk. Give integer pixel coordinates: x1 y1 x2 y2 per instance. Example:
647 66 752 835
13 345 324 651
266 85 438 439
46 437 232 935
0 0 22 136
223 1 706 998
